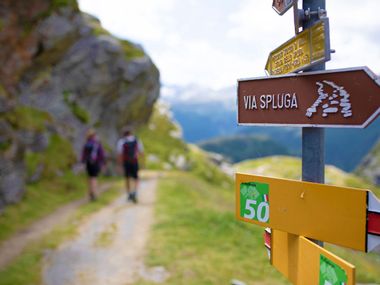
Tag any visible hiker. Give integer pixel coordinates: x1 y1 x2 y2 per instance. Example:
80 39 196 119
81 129 105 201
116 127 144 203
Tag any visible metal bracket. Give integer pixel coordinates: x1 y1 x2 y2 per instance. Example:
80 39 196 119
304 7 327 19
296 8 305 26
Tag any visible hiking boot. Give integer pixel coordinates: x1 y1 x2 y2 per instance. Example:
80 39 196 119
89 192 97 202
131 192 138 204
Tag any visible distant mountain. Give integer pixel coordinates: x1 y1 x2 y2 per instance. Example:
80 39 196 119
162 84 380 172
199 135 290 163
161 85 236 142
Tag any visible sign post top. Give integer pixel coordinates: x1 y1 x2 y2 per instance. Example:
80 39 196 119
272 0 295 15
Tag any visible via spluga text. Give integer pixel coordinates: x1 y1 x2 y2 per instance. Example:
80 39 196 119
243 93 298 110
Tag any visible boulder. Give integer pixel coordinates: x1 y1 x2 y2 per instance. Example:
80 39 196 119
0 0 160 209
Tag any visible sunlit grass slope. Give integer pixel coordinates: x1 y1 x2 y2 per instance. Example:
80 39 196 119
235 155 380 283
135 103 289 284
137 171 290 285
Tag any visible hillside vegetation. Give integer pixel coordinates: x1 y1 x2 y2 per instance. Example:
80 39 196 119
356 139 380 185
137 107 380 284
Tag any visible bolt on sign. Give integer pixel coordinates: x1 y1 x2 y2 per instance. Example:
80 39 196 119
237 67 380 128
270 230 355 285
272 0 294 15
265 18 330 76
236 173 380 252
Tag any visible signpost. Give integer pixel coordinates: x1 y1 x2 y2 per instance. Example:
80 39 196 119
265 18 330 75
235 0 380 283
237 67 380 127
236 173 380 252
272 0 294 15
270 229 355 285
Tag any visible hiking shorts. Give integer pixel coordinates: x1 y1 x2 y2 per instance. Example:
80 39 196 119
86 162 100 177
123 161 139 179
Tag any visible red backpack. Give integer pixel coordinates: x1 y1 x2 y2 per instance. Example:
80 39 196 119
122 138 138 163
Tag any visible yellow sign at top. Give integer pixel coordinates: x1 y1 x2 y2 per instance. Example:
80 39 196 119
265 18 330 75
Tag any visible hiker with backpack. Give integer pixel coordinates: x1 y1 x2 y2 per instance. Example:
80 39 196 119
116 127 144 203
81 129 105 201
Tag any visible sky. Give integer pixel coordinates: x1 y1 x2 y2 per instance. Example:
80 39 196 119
78 0 380 90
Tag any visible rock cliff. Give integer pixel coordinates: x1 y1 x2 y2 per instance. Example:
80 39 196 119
0 0 160 209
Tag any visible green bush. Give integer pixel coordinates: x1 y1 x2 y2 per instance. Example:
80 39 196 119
121 40 145 60
26 134 77 179
63 91 90 123
3 106 52 132
137 104 189 170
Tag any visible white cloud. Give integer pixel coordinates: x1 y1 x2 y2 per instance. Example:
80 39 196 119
78 0 380 90
79 0 175 42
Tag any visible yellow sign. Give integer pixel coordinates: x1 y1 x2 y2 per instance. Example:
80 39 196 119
271 230 355 285
265 18 330 75
236 173 368 251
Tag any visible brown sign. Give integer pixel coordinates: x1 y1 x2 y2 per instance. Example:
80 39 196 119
237 67 380 128
272 0 294 15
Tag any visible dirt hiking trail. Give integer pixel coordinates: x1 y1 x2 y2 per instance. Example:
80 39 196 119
42 175 168 285
0 183 112 269
42 175 167 285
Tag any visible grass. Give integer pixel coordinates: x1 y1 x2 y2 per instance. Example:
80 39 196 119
93 223 118 248
26 134 77 179
63 91 90 124
1 131 82 243
188 145 232 188
0 180 124 285
3 106 52 132
136 172 289 285
0 172 86 243
138 104 189 170
121 40 145 60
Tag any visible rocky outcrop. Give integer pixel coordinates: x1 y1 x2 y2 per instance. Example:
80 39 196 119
0 0 160 209
356 140 380 185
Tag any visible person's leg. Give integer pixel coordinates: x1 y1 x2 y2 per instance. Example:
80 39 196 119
89 177 97 201
129 163 139 203
125 176 131 194
86 163 98 201
123 162 132 200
